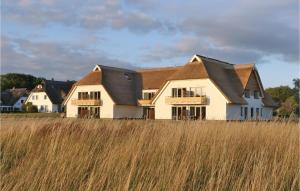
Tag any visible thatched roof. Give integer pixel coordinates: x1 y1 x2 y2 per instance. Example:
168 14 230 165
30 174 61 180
1 88 29 106
32 80 74 104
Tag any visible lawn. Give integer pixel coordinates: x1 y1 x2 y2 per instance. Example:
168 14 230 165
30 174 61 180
0 118 299 191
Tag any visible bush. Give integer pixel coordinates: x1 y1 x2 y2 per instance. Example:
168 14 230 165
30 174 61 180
22 102 38 113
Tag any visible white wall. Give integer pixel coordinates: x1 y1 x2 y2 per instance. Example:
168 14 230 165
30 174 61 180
26 92 57 112
65 85 114 118
226 94 273 120
113 105 143 119
13 96 27 111
153 79 228 120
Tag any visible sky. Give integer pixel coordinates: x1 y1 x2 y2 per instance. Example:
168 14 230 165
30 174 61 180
1 0 299 88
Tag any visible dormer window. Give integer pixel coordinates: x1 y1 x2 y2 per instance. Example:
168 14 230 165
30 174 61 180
254 91 260 99
124 73 131 80
244 89 250 98
37 85 42 89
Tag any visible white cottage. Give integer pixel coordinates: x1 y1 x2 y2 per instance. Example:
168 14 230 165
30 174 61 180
64 55 276 120
0 88 29 112
26 80 74 112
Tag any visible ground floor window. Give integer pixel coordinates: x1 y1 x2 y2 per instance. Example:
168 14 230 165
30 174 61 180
78 107 100 118
244 107 248 119
172 106 206 120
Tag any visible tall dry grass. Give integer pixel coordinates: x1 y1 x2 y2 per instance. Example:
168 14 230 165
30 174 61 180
0 118 299 191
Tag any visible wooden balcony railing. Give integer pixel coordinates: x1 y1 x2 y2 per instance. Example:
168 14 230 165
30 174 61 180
138 99 153 106
71 99 102 106
165 96 207 105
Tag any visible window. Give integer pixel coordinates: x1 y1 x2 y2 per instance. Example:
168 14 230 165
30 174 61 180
40 105 44 111
244 107 248 119
251 108 254 118
21 100 24 104
78 92 88 100
171 88 187 97
32 95 35 100
261 108 263 117
90 91 101 100
256 108 259 118
190 87 204 97
36 95 38 100
240 107 243 117
254 91 260 99
143 92 155 100
44 95 47 99
45 105 48 112
244 89 250 98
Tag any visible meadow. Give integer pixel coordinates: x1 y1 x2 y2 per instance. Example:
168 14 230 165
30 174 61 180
0 117 299 191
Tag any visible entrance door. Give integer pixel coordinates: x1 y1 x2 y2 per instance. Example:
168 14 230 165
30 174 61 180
148 108 155 119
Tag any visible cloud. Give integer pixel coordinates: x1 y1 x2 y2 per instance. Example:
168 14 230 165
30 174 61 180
1 36 135 80
2 0 176 34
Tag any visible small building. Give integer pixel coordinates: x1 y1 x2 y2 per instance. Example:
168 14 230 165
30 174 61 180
26 80 74 112
0 88 29 112
63 55 276 120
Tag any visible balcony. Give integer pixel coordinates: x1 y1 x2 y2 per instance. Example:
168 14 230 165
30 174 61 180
71 99 102 106
138 99 153 106
165 96 207 105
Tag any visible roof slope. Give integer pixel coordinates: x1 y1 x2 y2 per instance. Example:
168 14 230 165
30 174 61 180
168 61 209 80
75 70 102 86
1 88 29 106
137 67 180 89
101 66 141 105
32 80 74 104
200 56 247 104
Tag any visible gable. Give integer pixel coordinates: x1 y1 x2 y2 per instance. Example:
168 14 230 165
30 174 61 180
245 71 260 91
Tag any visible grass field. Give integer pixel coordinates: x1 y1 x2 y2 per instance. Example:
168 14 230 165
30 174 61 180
0 117 299 191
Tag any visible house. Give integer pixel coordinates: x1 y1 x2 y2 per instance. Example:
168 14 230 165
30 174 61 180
0 88 29 112
63 55 276 120
26 80 74 112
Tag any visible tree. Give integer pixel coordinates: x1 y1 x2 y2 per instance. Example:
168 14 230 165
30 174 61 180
0 73 45 91
265 86 294 106
22 102 38 113
278 96 297 117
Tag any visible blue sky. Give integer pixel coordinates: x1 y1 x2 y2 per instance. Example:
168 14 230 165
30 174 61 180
1 0 299 88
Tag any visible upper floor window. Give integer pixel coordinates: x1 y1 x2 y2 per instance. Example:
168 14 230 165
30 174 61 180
254 91 260 99
44 95 47 100
189 87 204 97
36 95 38 100
244 89 250 98
78 92 89 100
172 88 187 97
90 91 101 100
143 92 155 100
32 95 35 100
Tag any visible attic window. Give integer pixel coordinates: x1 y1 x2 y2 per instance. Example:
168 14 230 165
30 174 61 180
37 85 42 89
124 73 131 80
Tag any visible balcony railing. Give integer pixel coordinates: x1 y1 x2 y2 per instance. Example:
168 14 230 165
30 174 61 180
138 99 153 106
71 99 102 106
165 96 207 105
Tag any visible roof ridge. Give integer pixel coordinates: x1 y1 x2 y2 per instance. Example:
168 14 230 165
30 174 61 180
137 66 182 72
97 64 136 72
197 54 233 65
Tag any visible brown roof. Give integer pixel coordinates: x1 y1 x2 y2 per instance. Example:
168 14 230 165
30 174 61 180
234 64 254 88
137 67 180 89
68 55 274 106
75 70 102 86
168 61 209 80
199 56 246 104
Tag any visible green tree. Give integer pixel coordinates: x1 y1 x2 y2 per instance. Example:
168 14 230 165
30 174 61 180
278 96 297 117
265 86 294 105
22 102 38 113
0 73 45 91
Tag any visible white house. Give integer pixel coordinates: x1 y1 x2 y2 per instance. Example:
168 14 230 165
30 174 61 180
0 88 29 112
26 80 74 112
64 55 276 120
